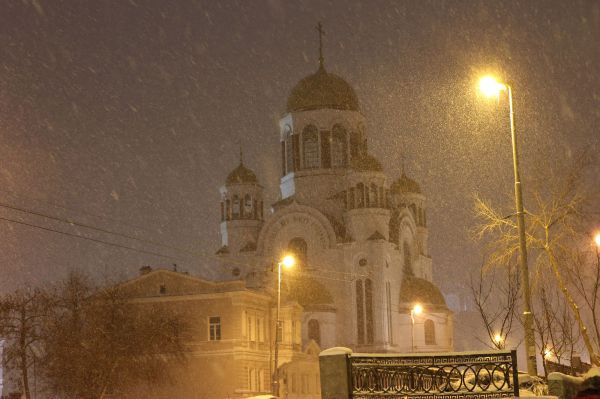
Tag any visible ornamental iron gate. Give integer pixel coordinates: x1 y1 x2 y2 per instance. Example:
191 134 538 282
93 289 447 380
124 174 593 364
351 350 519 399
319 349 519 399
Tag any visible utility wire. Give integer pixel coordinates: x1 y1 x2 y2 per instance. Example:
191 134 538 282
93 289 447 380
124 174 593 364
0 201 196 257
0 215 185 261
0 187 152 233
0 200 271 270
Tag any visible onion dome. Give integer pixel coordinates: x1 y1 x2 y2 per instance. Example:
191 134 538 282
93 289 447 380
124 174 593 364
391 172 421 194
350 153 383 172
399 276 447 309
286 66 359 113
226 162 258 185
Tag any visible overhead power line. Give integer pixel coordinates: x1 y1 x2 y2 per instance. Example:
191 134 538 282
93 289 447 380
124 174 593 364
0 187 152 233
0 215 184 261
0 201 195 256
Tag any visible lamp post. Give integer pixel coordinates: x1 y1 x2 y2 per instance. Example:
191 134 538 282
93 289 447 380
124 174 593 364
272 254 295 397
410 303 423 352
479 76 537 376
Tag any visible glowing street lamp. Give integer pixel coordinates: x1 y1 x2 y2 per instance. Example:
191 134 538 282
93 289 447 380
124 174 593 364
478 75 537 376
594 233 600 248
494 333 503 346
411 303 423 352
272 254 296 396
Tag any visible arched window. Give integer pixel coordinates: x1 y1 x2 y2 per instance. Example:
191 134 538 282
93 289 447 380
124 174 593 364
356 183 365 208
284 125 294 174
424 319 436 345
225 199 231 220
356 280 364 344
409 204 417 219
308 319 321 345
232 195 240 219
350 131 360 160
331 124 347 167
365 279 374 344
348 187 355 210
356 279 374 345
302 125 319 169
370 184 378 208
288 237 308 268
244 194 253 218
403 242 413 276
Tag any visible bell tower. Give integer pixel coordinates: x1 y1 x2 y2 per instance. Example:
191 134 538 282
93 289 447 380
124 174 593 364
218 150 264 254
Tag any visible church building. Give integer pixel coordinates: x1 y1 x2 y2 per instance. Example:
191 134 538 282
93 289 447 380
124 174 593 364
215 33 453 357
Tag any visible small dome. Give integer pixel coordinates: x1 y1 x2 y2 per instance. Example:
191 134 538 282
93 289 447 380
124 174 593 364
399 276 447 308
286 66 359 113
226 163 258 185
391 172 421 194
350 153 383 172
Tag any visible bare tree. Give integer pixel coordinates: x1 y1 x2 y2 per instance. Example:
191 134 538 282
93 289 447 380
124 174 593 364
42 272 188 399
470 260 520 349
473 153 600 365
533 283 581 377
565 245 600 354
0 287 49 399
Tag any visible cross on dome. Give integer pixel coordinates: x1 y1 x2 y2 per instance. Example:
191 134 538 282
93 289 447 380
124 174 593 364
316 22 325 69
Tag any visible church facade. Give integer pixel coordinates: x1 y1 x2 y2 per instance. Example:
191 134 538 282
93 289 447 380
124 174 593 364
216 56 453 357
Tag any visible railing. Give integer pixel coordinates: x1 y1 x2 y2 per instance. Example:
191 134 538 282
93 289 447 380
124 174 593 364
319 348 519 399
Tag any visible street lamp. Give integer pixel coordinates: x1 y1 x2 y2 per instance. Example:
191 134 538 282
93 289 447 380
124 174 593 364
411 303 423 352
479 75 537 376
493 333 504 348
272 254 295 396
594 233 600 248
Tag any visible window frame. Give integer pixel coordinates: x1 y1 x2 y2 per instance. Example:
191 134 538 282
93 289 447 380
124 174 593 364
209 316 221 341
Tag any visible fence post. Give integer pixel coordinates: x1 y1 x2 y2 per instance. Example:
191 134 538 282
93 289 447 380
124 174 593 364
511 349 520 397
319 347 353 399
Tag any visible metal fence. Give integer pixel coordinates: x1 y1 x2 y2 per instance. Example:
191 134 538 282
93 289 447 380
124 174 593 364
349 350 519 399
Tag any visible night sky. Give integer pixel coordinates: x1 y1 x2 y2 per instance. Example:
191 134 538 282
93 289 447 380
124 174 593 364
0 0 598 298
